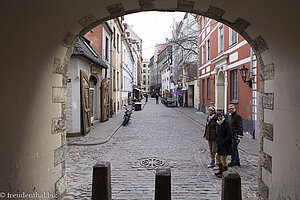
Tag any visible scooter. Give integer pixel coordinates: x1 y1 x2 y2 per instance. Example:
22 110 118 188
122 105 132 126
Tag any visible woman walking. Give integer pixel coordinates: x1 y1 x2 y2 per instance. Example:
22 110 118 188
214 111 232 178
203 107 217 168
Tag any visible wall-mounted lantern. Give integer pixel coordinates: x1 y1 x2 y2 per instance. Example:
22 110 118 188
239 64 252 88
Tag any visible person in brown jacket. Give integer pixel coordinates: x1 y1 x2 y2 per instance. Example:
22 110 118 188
203 107 217 168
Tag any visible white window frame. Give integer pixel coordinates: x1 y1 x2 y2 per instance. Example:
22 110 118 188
229 28 238 46
202 44 205 64
206 39 210 61
202 16 206 29
218 25 224 54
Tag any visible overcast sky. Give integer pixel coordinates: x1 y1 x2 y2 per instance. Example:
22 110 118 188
123 11 185 60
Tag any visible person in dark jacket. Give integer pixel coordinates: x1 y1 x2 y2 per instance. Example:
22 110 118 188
203 107 217 168
214 111 232 178
228 104 243 167
155 93 159 104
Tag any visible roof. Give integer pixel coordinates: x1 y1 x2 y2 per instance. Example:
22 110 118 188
72 37 108 69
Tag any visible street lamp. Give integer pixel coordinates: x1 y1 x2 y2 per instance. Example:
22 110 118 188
239 64 252 88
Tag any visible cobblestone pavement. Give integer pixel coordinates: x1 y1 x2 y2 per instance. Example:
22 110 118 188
66 98 258 199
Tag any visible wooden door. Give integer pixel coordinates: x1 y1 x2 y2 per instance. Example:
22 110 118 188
80 70 91 135
101 78 110 122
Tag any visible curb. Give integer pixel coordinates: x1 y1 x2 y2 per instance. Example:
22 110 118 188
67 123 123 146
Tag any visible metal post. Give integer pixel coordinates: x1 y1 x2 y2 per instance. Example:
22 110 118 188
222 171 242 200
92 161 111 200
155 168 171 200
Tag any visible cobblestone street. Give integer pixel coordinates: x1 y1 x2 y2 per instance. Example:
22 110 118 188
66 98 258 199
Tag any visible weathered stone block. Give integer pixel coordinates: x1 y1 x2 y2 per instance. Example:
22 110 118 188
177 0 195 11
52 117 65 134
61 103 66 119
262 122 273 141
231 17 251 33
260 152 272 173
61 161 66 176
250 36 268 53
61 32 75 48
206 6 225 21
61 130 66 146
55 175 67 197
106 3 125 18
258 179 269 200
262 93 274 110
54 145 66 166
52 87 66 103
260 63 275 81
79 13 97 28
139 0 155 10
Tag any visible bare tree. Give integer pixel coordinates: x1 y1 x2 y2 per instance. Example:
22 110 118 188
168 13 200 84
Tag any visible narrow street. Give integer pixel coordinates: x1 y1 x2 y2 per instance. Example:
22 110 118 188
66 98 258 199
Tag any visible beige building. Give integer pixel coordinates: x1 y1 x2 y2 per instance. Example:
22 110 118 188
111 18 123 113
142 59 150 94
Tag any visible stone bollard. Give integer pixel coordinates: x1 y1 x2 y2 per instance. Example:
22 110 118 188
222 170 242 200
92 161 111 200
155 168 171 200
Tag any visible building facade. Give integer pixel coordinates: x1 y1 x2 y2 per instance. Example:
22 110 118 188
111 18 123 114
121 29 135 106
124 24 143 100
199 16 259 134
172 13 200 108
141 59 150 94
66 37 108 136
158 45 173 97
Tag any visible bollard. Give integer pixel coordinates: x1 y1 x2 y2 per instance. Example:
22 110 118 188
155 168 171 200
92 161 111 200
222 170 242 200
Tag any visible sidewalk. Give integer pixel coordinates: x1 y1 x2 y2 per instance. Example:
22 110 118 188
67 110 125 146
175 106 259 156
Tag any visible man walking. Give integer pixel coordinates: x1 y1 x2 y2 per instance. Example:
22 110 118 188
228 104 243 167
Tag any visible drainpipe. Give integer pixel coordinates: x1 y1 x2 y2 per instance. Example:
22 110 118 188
250 48 253 80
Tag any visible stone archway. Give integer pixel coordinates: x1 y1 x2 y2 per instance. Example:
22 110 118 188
55 7 272 198
1 1 299 199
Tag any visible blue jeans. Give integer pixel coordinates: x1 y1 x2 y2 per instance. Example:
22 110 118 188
231 139 240 164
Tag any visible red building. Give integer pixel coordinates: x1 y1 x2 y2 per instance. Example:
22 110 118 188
199 17 259 135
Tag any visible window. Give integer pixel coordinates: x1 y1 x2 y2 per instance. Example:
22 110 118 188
117 34 120 52
117 71 120 90
113 28 116 48
219 25 224 53
207 78 210 99
113 69 116 91
230 28 238 46
143 64 146 68
105 37 109 61
202 44 205 64
202 16 206 29
231 70 238 102
202 79 205 99
207 39 210 61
